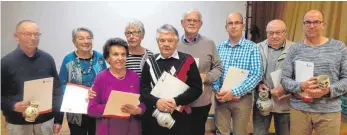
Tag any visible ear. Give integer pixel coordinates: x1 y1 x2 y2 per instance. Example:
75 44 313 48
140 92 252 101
181 20 185 27
14 33 19 41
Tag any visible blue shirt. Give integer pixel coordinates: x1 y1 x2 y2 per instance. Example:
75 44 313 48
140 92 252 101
212 38 262 96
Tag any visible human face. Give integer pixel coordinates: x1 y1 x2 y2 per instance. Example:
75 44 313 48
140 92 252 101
225 14 245 38
125 27 144 47
14 22 40 50
73 31 93 53
181 11 202 35
107 45 127 70
266 23 286 47
157 32 178 58
303 11 325 39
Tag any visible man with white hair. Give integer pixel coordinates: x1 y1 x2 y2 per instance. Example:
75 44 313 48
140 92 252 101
253 19 294 135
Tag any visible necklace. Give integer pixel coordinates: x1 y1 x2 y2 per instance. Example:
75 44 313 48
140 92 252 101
110 69 126 80
74 52 93 74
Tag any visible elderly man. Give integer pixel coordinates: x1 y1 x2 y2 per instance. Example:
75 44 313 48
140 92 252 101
212 13 262 135
253 20 294 135
1 20 63 135
177 9 223 135
140 24 202 135
281 10 347 135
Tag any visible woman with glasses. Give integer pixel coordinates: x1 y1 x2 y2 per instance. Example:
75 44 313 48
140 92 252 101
59 27 107 135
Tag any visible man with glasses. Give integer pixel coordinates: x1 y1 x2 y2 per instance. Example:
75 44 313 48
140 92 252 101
253 19 294 135
177 9 223 135
1 20 64 135
212 13 262 135
282 10 347 135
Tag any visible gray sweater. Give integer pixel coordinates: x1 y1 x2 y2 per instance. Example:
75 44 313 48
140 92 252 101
177 35 223 107
281 39 347 113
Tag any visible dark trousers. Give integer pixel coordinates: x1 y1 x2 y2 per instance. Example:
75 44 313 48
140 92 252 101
191 104 212 135
68 114 96 135
142 109 193 135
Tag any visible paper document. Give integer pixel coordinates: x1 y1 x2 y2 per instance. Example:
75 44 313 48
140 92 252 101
151 71 189 98
103 90 140 118
60 84 89 114
23 77 53 114
221 67 249 91
295 60 314 101
270 69 282 86
194 58 200 68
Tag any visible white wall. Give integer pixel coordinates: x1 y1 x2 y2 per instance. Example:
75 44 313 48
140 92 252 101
1 1 246 71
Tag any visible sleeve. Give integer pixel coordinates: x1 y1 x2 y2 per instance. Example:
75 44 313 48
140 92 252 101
330 45 347 98
133 74 146 115
140 62 159 107
205 42 223 84
281 46 302 93
174 58 203 106
1 60 17 111
232 45 263 96
211 45 222 92
50 58 64 124
87 74 106 118
58 57 68 93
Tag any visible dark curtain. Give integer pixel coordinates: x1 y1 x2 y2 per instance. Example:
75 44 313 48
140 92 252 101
249 1 286 43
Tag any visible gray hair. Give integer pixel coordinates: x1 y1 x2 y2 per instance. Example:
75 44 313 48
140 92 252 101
156 24 179 40
15 20 37 32
72 27 94 42
181 9 202 21
125 19 145 36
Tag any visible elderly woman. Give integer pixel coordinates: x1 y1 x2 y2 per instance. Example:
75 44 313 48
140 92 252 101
88 38 146 135
59 27 107 135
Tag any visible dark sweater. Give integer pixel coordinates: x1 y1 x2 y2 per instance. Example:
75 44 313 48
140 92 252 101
140 51 202 110
1 47 64 124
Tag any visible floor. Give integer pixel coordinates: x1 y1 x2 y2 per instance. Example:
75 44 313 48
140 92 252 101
2 113 347 135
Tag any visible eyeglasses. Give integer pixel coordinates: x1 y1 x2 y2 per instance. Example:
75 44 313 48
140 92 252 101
124 31 142 37
266 29 286 36
226 21 243 26
184 19 201 23
18 32 41 38
303 21 324 27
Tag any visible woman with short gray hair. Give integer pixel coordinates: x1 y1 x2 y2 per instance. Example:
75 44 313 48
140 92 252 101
59 27 107 135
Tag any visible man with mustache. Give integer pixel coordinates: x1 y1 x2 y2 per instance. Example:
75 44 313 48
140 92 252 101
253 19 294 135
212 13 262 135
281 10 347 135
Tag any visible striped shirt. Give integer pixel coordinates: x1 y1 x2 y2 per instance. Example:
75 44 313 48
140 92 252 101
212 38 262 97
126 49 153 76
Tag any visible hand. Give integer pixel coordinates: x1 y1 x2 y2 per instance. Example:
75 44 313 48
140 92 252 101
200 73 207 83
258 83 269 92
167 99 177 109
277 94 291 101
88 87 96 100
300 77 318 92
53 124 62 135
222 90 234 102
306 88 330 98
14 101 29 113
156 99 174 112
270 84 285 97
121 104 142 115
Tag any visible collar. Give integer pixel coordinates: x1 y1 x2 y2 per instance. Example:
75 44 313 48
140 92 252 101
15 45 40 59
226 37 245 47
182 34 200 43
268 40 285 50
156 50 179 61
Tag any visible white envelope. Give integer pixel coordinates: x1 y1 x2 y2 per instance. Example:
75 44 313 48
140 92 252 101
270 69 282 87
221 67 249 91
295 60 314 100
60 84 89 114
150 71 189 99
23 77 53 114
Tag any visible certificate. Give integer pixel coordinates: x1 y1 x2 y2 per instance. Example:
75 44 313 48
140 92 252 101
60 84 89 114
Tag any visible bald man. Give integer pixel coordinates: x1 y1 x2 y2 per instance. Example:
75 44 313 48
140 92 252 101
212 13 262 135
281 10 347 135
253 19 294 135
1 20 63 135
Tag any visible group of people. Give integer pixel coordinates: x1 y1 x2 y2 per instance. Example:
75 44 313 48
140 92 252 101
1 8 346 135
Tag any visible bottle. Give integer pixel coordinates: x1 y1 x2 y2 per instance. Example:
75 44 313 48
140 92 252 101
152 109 175 129
24 101 40 122
256 90 272 116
